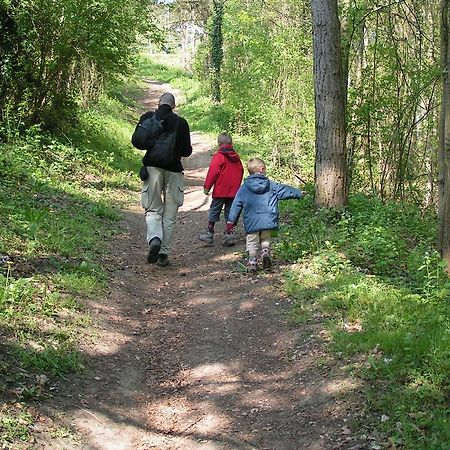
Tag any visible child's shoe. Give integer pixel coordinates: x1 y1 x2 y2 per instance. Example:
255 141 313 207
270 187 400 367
261 248 272 269
247 258 258 273
198 230 214 245
222 232 236 247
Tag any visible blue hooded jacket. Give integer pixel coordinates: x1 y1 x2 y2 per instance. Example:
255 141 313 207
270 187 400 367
228 173 302 234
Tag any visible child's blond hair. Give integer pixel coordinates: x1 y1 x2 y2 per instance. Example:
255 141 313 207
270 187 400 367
247 157 266 174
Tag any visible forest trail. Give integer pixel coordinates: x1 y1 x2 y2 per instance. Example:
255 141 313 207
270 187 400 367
38 81 364 450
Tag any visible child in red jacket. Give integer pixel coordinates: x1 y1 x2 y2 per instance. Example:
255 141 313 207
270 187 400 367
198 133 244 246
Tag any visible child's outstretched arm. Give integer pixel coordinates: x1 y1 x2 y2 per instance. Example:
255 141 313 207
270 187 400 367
275 183 302 201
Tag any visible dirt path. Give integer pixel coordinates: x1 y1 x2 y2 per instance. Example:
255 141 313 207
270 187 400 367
38 82 365 450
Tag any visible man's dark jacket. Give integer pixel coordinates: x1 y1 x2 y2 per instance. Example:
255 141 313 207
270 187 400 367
140 104 192 172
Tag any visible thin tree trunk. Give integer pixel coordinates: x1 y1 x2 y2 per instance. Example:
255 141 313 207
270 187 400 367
439 0 450 274
209 0 224 103
311 0 348 208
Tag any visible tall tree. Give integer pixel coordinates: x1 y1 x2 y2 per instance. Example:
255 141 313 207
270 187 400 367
209 0 224 102
342 0 440 203
439 0 450 274
311 0 348 208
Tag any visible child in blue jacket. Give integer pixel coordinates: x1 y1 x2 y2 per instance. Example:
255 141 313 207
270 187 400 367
227 157 303 272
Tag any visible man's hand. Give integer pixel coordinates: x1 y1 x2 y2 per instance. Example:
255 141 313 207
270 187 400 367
203 188 210 195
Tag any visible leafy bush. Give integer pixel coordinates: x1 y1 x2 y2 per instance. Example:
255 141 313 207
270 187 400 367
0 0 159 131
280 193 450 448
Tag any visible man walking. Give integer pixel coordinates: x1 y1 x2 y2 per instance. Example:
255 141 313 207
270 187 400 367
139 92 192 266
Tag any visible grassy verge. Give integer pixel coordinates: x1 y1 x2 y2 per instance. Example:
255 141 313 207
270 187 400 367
277 194 450 449
0 83 141 446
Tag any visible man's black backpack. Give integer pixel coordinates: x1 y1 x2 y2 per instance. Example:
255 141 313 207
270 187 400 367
131 112 179 170
131 113 164 150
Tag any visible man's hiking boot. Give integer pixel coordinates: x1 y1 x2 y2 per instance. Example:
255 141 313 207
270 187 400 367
147 237 161 264
157 253 169 267
222 233 236 247
247 258 258 273
262 248 272 269
198 230 214 245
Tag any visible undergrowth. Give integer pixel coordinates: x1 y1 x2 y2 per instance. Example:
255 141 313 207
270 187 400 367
278 194 450 449
0 73 141 446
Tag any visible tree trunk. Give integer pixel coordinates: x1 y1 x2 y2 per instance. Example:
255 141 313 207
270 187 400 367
311 0 348 208
439 0 450 275
209 0 224 103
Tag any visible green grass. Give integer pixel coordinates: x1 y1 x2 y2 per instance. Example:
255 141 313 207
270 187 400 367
278 195 450 448
0 404 34 448
0 61 144 446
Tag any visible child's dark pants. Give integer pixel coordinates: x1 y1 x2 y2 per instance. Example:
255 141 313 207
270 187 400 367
208 198 234 224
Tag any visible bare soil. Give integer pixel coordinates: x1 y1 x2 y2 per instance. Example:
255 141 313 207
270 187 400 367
35 81 367 450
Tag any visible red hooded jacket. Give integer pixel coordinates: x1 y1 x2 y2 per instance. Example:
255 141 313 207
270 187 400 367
204 145 244 198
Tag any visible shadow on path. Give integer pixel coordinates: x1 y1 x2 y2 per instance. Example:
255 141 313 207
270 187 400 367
36 86 364 450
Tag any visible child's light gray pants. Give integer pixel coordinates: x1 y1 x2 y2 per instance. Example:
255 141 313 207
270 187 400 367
246 230 271 260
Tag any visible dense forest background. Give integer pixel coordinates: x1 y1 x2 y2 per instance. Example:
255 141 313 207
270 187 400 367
173 0 440 202
169 0 449 265
0 0 444 206
2 0 447 254
1 0 449 448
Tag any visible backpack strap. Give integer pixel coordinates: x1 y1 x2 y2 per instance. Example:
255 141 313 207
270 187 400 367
162 112 179 134
173 114 180 131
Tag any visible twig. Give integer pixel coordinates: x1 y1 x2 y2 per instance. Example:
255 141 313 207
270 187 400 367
80 408 102 423
291 172 308 185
